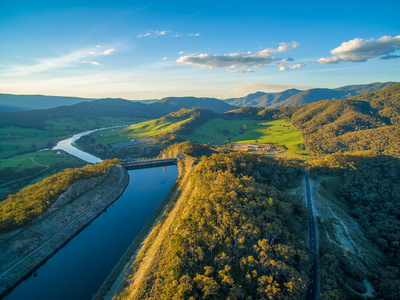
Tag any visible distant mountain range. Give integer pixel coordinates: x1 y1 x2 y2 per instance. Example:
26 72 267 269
0 97 237 129
224 82 398 108
1 82 396 113
0 94 94 112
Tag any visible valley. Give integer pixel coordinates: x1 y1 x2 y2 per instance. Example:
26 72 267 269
0 82 399 299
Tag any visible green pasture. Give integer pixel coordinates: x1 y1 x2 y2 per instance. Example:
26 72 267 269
182 118 307 155
0 150 84 198
95 118 190 145
0 127 57 158
232 120 307 155
0 150 79 172
182 119 260 144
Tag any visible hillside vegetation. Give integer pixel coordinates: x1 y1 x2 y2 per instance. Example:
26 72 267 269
114 147 311 299
0 159 121 233
291 83 400 157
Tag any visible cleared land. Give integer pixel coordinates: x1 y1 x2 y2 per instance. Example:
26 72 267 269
182 119 307 156
94 118 190 145
90 118 307 157
0 151 79 172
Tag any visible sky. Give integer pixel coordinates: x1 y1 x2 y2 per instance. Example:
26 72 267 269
0 0 399 100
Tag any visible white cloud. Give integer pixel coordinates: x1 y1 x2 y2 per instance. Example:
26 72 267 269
178 51 184 55
80 61 102 66
89 48 115 56
318 35 400 64
227 68 254 73
162 57 168 60
137 29 201 38
156 30 168 36
176 42 300 70
278 59 305 71
1 46 115 77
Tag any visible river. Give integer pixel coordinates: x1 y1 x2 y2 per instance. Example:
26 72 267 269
5 131 178 299
52 128 106 163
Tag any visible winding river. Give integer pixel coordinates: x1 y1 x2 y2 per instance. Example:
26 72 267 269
52 128 108 163
5 131 178 299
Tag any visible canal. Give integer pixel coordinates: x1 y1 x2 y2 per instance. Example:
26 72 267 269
5 129 178 299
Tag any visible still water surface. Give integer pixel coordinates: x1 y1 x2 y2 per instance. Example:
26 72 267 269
6 166 178 300
52 129 104 163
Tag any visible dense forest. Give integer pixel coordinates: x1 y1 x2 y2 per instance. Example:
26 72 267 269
115 147 311 299
291 83 400 157
0 159 121 233
307 152 400 299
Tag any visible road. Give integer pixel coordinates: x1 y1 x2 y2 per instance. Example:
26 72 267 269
305 172 318 300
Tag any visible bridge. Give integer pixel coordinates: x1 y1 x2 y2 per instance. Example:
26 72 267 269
121 158 177 170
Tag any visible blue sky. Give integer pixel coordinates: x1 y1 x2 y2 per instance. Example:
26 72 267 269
0 0 399 99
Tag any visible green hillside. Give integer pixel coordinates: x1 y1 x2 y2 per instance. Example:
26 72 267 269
181 118 260 144
95 117 191 145
182 118 307 155
291 83 400 157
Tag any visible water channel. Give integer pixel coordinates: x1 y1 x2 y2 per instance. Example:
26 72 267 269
52 128 110 164
5 131 178 299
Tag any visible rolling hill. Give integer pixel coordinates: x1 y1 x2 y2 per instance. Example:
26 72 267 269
0 97 236 130
291 83 400 156
224 82 398 108
152 96 236 113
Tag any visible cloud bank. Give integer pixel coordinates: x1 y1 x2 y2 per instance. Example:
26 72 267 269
319 35 400 64
177 42 303 72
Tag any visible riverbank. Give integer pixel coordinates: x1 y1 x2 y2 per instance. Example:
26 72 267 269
0 165 129 298
96 158 195 299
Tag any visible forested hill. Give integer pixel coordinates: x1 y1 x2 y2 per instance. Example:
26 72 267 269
0 97 236 130
153 96 237 113
113 145 311 299
290 83 400 157
224 82 397 108
224 89 302 107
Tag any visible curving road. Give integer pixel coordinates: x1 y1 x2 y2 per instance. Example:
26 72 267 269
305 172 318 300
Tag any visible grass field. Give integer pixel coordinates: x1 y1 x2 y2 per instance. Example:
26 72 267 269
182 119 260 144
182 118 307 156
232 120 307 155
0 127 58 158
0 150 85 199
0 151 80 172
94 118 191 145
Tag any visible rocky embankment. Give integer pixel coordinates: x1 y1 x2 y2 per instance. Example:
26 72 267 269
0 165 129 297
